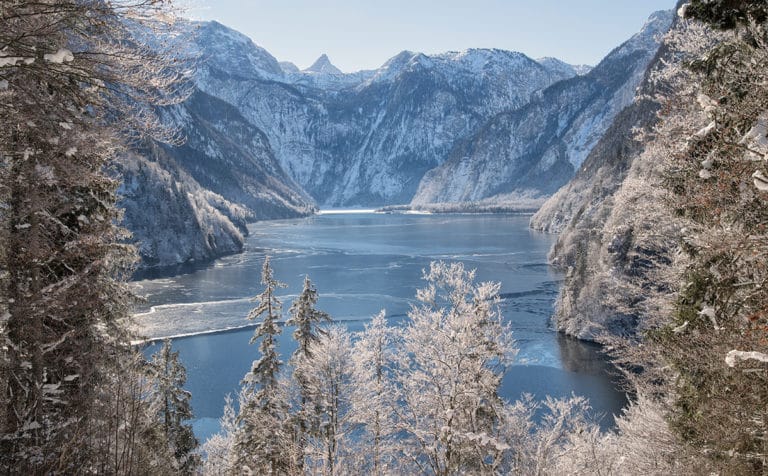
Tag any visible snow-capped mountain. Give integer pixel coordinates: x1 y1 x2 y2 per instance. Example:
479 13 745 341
184 12 671 207
191 24 575 205
411 9 674 205
193 21 284 80
536 57 592 78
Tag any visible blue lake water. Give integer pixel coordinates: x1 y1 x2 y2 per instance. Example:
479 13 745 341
134 212 627 442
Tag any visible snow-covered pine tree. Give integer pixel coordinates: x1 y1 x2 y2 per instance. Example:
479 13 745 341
286 275 331 472
644 3 768 471
245 256 287 389
234 256 291 474
392 261 515 475
200 393 239 475
0 1 187 472
148 339 199 473
287 275 332 359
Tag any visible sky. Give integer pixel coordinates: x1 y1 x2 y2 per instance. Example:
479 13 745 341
186 0 676 73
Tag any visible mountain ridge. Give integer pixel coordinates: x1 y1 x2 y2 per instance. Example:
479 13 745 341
410 9 674 205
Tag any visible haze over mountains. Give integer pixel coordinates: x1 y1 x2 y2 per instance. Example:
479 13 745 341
121 10 674 269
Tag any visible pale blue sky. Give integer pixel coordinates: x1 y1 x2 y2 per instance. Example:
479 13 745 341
188 1 676 72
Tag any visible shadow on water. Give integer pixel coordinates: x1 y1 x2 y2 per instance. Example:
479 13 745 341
132 258 221 281
502 333 628 430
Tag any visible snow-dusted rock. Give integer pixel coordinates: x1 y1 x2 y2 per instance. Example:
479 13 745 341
412 10 674 206
119 89 314 269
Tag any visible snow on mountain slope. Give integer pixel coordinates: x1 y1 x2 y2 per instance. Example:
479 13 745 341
165 11 672 212
527 13 682 340
119 89 314 269
154 90 314 219
536 57 583 79
191 27 568 205
193 21 284 80
410 10 674 206
279 61 300 73
118 150 249 270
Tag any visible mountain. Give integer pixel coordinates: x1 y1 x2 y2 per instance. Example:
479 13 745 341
118 149 249 270
191 24 576 205
304 53 343 74
153 90 313 219
529 12 680 341
410 10 674 205
536 57 591 78
193 21 284 81
120 89 314 270
279 61 300 73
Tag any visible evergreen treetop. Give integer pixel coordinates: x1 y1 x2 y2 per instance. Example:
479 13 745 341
287 275 331 359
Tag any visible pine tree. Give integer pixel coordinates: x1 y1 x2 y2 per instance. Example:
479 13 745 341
148 339 199 474
234 256 290 474
287 275 332 358
200 393 239 475
245 256 287 390
286 275 331 471
294 326 354 474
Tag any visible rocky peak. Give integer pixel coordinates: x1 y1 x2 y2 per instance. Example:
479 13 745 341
304 53 343 74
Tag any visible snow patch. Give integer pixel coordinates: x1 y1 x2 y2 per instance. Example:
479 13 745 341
672 321 688 334
0 55 34 67
694 121 716 138
752 170 768 191
698 306 721 331
44 48 74 64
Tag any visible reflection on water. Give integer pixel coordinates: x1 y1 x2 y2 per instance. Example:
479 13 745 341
136 213 628 441
558 334 617 375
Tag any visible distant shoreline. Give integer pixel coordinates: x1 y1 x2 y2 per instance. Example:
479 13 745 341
376 202 542 215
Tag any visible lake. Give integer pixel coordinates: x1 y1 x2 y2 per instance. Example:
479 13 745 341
133 212 626 442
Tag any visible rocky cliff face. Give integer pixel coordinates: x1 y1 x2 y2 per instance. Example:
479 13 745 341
120 89 314 269
411 10 674 206
529 14 683 341
153 90 314 220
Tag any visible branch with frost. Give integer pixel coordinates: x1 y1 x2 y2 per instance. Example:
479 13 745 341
725 350 768 367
